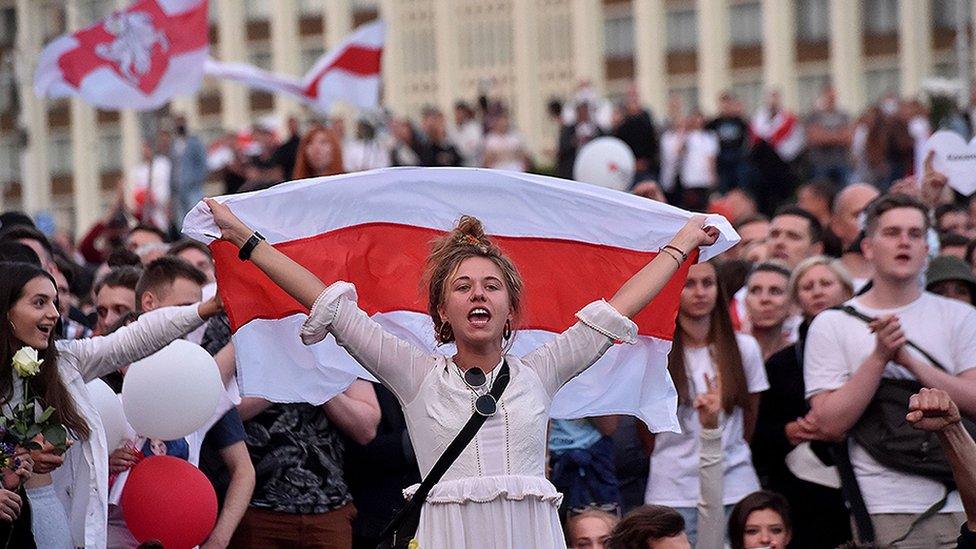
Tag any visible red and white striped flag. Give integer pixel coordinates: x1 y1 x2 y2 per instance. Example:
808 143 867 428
34 0 208 110
182 168 738 431
204 20 384 113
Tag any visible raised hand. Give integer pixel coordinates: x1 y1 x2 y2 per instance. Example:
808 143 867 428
669 215 720 256
906 388 961 432
203 198 252 248
694 374 722 430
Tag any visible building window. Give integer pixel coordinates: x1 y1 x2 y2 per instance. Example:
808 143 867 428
798 73 830 113
729 2 762 47
0 8 15 47
865 67 899 102
97 129 122 172
0 137 19 183
539 13 572 63
244 0 270 21
0 61 14 113
403 28 436 74
299 0 323 16
864 0 898 35
933 0 971 29
301 46 325 73
796 0 829 41
732 80 763 114
49 134 73 176
604 13 635 58
669 86 700 112
666 9 697 52
249 50 272 71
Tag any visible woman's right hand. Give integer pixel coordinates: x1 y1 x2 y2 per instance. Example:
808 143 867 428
203 198 252 248
694 375 721 430
0 489 21 522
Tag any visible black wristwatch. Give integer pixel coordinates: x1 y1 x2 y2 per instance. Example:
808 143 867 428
238 231 266 261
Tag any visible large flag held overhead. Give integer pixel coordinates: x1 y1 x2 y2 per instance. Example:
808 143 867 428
204 20 384 113
183 168 738 431
34 0 208 110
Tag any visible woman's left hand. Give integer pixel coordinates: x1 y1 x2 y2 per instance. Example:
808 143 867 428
669 215 720 254
30 439 68 475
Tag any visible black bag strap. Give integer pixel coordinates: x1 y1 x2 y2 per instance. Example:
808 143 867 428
377 359 511 543
832 305 947 372
830 305 952 542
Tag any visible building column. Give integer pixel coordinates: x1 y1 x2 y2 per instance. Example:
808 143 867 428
432 0 459 118
378 0 405 114
571 0 605 94
66 0 101 236
761 0 798 110
216 0 249 131
898 0 932 99
14 0 51 216
512 0 542 158
696 0 730 114
633 0 667 118
325 0 353 49
829 0 866 112
270 0 303 121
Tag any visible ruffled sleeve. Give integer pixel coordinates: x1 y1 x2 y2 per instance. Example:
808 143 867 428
575 300 638 344
521 300 638 398
298 282 439 405
300 281 358 345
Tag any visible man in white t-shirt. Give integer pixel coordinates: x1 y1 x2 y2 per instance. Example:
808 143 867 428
804 193 976 547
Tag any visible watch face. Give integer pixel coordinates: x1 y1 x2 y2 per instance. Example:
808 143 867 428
475 394 497 417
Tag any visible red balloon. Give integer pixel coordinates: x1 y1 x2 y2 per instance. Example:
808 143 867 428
121 456 218 549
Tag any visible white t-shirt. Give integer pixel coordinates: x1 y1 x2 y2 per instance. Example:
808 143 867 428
804 292 976 514
679 130 718 189
645 333 769 507
483 131 526 171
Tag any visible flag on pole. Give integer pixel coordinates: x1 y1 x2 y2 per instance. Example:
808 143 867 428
203 20 384 113
34 0 208 110
182 168 739 431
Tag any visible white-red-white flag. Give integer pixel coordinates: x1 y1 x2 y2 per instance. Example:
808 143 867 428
183 168 739 431
204 20 384 113
34 0 208 110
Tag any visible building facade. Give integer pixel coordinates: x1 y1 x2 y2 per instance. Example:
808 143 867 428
0 0 972 234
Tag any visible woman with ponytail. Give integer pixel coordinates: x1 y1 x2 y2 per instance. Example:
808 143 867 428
0 262 221 547
203 199 718 549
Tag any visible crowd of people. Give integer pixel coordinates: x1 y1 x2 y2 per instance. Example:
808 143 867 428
0 77 975 549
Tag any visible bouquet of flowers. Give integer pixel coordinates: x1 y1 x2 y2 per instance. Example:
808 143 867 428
2 347 68 453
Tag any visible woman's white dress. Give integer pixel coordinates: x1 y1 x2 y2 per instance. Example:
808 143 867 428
300 282 638 549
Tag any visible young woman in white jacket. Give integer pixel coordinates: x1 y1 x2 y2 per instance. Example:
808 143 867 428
0 262 221 548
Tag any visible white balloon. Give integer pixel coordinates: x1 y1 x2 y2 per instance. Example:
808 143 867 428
572 136 636 191
122 340 222 441
86 378 126 450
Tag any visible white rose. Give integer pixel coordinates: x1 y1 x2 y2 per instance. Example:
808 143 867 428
11 347 42 377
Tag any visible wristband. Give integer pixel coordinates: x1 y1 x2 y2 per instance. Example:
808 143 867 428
659 247 683 267
238 231 266 261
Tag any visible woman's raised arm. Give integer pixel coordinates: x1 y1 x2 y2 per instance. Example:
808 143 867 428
608 215 718 318
206 198 326 308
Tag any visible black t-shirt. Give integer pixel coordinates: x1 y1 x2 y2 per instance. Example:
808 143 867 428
198 408 247 506
614 110 657 164
705 116 749 156
419 140 463 167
